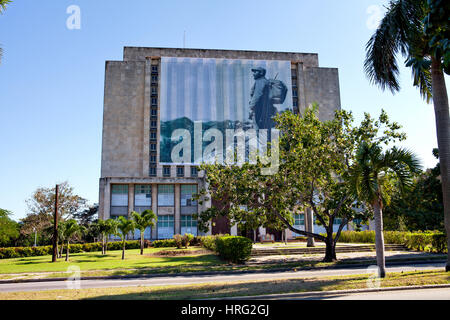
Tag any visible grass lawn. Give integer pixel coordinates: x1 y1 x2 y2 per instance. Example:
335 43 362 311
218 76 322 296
0 247 224 275
0 270 448 300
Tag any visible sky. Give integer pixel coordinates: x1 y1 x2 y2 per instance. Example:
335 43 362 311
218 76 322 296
0 0 448 221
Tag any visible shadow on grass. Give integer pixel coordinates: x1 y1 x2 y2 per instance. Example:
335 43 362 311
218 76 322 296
82 277 361 300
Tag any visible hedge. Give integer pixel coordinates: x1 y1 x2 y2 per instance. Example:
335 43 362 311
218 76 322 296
0 241 147 259
215 236 253 263
336 231 447 253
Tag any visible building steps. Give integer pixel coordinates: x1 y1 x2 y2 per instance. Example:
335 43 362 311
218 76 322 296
250 244 409 256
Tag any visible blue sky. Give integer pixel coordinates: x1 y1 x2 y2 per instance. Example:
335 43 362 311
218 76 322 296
0 0 448 221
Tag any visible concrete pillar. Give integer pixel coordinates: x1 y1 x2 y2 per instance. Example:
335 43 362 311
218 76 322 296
102 179 111 220
306 208 316 247
174 184 181 235
151 184 158 239
127 184 135 218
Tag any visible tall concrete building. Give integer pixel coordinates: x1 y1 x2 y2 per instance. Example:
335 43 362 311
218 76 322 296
99 47 342 240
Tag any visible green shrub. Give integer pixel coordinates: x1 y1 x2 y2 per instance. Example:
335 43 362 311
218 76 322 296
152 239 176 248
336 230 447 253
431 233 447 253
182 234 194 248
82 242 102 252
0 248 19 259
215 236 253 263
199 235 220 251
173 234 183 249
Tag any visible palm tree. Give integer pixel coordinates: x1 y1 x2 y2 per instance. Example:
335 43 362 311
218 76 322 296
365 0 450 271
61 219 85 262
116 216 135 260
349 142 421 277
131 210 157 255
101 218 118 254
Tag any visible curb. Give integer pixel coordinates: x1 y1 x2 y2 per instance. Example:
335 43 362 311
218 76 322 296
218 284 450 300
0 259 446 285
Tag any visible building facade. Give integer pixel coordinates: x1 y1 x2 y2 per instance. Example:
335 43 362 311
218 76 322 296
99 47 345 240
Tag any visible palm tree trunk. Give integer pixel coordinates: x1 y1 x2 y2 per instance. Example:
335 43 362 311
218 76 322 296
122 240 125 260
431 58 450 272
373 199 386 278
140 232 144 255
101 234 105 255
65 240 69 262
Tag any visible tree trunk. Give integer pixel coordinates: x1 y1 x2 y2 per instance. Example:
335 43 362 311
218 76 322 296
306 208 315 247
102 234 105 255
65 240 69 262
122 240 125 260
431 58 450 272
140 232 144 255
323 238 336 262
373 200 386 278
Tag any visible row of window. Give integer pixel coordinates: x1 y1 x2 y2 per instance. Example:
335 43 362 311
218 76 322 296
109 214 197 239
111 184 198 207
293 213 344 226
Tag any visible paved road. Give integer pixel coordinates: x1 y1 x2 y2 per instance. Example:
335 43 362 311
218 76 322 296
321 287 450 300
0 262 445 293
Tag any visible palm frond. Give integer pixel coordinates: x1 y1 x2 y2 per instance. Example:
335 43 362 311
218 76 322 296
364 0 429 93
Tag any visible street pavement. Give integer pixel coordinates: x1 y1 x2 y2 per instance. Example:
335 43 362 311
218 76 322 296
0 262 445 293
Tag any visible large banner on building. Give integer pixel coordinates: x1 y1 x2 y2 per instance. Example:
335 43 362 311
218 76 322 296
159 57 293 164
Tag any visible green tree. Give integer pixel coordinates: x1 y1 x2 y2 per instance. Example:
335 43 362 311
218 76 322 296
349 142 421 277
365 0 450 271
0 209 19 247
384 149 444 231
131 210 157 255
60 219 85 261
196 107 405 262
116 216 135 260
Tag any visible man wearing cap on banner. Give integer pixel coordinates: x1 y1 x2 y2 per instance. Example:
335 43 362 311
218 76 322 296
249 67 278 131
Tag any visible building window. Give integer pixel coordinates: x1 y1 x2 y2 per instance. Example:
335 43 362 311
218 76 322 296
181 185 197 207
151 86 157 95
157 215 174 239
150 131 157 141
163 166 171 177
293 89 298 97
111 185 128 206
150 143 157 151
158 185 174 206
177 166 184 177
149 166 157 177
190 166 198 177
151 109 158 117
151 65 158 73
294 213 305 226
150 154 157 164
293 99 298 107
151 120 157 128
181 215 198 236
151 98 157 106
134 185 151 207
151 75 158 83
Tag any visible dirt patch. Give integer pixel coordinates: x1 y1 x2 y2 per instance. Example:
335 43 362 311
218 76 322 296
148 249 210 257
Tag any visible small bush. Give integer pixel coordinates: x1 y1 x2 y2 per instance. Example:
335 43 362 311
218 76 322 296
431 233 447 253
173 234 183 249
215 236 253 263
182 234 194 248
152 239 177 248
